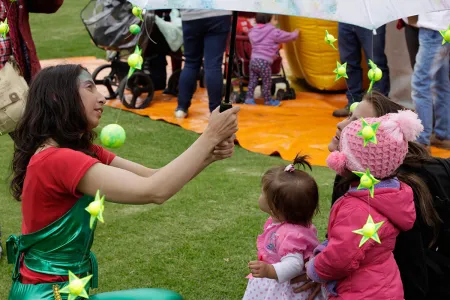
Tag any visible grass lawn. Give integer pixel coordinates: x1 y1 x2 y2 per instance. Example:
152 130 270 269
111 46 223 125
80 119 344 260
0 1 335 298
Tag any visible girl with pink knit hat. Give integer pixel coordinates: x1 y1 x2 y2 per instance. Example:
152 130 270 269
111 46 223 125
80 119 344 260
305 110 424 299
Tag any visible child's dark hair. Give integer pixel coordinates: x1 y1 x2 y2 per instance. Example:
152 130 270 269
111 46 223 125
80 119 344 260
262 154 319 227
255 13 273 25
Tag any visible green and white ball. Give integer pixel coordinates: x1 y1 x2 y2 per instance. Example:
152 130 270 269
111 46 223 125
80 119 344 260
100 124 126 148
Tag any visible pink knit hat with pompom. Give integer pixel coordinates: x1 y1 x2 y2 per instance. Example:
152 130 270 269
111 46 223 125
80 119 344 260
326 110 423 179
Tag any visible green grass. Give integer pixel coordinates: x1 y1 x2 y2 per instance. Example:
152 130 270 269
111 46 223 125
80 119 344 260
0 1 335 298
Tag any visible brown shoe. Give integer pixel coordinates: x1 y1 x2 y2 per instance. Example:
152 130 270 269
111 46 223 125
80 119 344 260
333 105 350 117
430 135 450 150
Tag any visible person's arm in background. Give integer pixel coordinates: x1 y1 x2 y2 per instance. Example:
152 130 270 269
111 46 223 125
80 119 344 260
26 0 64 14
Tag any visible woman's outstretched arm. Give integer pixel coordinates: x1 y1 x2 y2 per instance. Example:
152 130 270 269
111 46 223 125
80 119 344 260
77 106 240 205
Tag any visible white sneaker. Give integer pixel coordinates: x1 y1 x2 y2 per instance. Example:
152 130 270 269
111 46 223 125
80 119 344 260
174 110 187 118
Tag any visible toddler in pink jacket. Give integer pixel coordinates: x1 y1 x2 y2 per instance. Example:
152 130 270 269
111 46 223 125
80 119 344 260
244 155 327 300
306 110 423 299
244 13 298 107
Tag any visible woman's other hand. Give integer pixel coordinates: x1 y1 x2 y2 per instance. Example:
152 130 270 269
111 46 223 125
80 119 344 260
211 134 236 162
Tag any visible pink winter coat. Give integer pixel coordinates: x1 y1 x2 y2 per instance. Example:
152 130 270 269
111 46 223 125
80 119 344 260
307 179 416 299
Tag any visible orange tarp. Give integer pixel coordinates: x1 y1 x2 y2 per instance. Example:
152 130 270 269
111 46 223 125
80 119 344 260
41 57 450 166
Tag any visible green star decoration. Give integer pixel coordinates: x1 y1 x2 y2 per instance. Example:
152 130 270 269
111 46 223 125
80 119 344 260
85 190 105 229
333 61 348 81
132 5 144 21
439 26 450 45
59 271 93 300
324 30 337 50
357 118 380 147
367 59 383 93
353 169 380 198
0 18 9 38
127 45 143 78
352 215 384 247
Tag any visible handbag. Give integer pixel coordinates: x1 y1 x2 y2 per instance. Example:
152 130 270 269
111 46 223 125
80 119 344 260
0 61 28 135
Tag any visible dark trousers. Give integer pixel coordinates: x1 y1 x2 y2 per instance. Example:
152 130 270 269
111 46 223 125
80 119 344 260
338 23 390 104
405 25 420 70
177 15 231 113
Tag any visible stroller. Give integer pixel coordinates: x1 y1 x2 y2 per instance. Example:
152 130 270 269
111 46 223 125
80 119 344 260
226 14 296 103
81 0 185 109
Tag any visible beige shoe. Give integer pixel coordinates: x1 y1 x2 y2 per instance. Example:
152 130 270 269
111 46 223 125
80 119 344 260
174 110 187 119
430 134 450 150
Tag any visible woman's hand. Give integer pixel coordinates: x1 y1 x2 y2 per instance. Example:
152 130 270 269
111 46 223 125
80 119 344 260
203 106 240 145
211 134 236 162
291 274 322 300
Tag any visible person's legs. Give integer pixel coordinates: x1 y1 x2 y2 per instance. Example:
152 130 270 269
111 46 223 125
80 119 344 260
431 42 450 148
203 15 231 112
148 54 168 91
404 25 420 69
259 60 273 104
359 25 390 97
412 28 445 146
176 19 205 115
333 23 362 117
245 59 260 104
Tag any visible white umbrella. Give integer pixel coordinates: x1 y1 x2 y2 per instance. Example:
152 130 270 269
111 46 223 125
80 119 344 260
127 0 450 111
128 0 450 30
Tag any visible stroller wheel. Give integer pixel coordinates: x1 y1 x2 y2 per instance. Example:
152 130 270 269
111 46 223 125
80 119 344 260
237 91 247 104
271 83 277 96
276 89 286 101
230 91 239 103
286 88 296 100
92 64 122 100
118 72 154 109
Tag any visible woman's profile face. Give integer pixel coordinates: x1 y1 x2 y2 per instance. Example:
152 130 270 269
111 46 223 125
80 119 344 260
328 100 377 152
78 70 105 130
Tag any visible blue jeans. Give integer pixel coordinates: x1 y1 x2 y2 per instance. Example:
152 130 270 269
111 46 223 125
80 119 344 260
177 15 231 113
412 28 450 145
338 23 390 104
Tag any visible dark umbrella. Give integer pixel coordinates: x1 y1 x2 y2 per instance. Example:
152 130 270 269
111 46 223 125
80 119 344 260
220 11 239 112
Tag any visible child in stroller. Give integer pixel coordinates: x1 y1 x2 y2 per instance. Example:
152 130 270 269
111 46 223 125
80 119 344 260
229 13 297 104
81 0 185 109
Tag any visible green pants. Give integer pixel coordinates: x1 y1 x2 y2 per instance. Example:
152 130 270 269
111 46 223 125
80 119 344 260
9 280 183 300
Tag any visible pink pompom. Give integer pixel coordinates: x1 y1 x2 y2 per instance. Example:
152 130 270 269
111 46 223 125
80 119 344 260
326 151 347 175
391 110 424 141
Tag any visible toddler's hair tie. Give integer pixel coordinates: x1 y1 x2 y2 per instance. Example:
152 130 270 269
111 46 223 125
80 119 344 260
284 164 295 172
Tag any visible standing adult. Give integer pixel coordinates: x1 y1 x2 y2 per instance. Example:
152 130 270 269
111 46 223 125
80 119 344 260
411 11 450 149
174 9 231 118
332 23 390 117
0 0 64 139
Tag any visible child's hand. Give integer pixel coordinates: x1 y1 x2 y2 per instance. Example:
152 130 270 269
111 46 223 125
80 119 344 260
248 261 277 279
294 29 299 35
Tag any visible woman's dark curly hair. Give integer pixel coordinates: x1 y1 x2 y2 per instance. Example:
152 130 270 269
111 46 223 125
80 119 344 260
10 64 97 201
